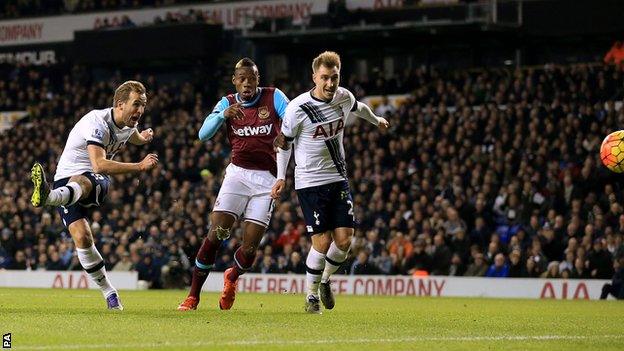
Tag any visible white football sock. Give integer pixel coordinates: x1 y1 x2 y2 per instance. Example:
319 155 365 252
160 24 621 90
321 242 349 283
46 182 82 206
76 244 116 298
305 247 325 299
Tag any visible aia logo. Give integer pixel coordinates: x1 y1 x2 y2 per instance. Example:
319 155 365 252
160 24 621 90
313 119 344 139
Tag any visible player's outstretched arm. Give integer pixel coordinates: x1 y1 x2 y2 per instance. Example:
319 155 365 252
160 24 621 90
198 111 226 141
128 128 154 145
198 99 244 141
352 101 390 130
87 145 158 175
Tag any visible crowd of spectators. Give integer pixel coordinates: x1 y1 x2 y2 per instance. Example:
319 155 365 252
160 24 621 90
1 59 624 289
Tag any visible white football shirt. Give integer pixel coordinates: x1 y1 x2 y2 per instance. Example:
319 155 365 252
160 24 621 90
54 108 137 181
281 87 357 189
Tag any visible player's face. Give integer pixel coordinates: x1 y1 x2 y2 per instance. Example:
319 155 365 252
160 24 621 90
120 91 147 127
313 64 340 101
232 67 259 101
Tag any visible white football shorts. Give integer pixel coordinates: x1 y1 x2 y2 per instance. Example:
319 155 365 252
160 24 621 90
213 163 276 227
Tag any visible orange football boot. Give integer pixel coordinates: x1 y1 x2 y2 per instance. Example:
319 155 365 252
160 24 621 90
219 267 238 310
177 296 199 311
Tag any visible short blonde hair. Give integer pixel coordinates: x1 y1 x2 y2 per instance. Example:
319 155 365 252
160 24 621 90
312 51 341 73
113 80 146 106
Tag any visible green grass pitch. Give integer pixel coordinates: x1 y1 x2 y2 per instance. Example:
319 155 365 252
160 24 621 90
0 288 622 350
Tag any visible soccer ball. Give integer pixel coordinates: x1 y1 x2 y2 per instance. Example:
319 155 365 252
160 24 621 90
600 130 624 173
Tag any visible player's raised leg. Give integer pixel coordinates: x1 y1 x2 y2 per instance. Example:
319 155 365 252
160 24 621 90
178 211 235 311
219 220 265 310
31 163 84 208
30 162 50 207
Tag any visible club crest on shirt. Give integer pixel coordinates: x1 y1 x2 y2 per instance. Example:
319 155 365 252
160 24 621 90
258 106 270 119
91 128 104 140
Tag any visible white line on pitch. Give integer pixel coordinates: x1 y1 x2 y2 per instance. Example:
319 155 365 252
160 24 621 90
13 334 624 350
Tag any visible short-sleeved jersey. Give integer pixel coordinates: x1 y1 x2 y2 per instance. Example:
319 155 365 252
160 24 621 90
222 87 285 176
281 87 357 189
54 108 136 181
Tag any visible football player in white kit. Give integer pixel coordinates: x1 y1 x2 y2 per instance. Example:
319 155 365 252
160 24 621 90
30 81 158 310
271 51 389 313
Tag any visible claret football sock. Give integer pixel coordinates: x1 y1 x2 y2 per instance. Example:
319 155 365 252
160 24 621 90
227 247 255 282
188 236 221 298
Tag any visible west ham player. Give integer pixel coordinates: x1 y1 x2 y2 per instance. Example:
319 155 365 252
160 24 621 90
271 51 389 313
30 80 158 310
177 58 289 311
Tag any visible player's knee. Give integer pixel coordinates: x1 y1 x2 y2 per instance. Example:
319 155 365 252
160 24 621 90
74 233 93 248
334 236 352 252
312 234 332 253
213 225 231 240
69 175 92 198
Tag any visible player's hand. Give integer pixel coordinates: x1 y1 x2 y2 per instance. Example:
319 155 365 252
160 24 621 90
139 153 159 171
140 128 154 143
273 133 290 150
223 102 245 120
377 117 390 130
271 179 285 199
